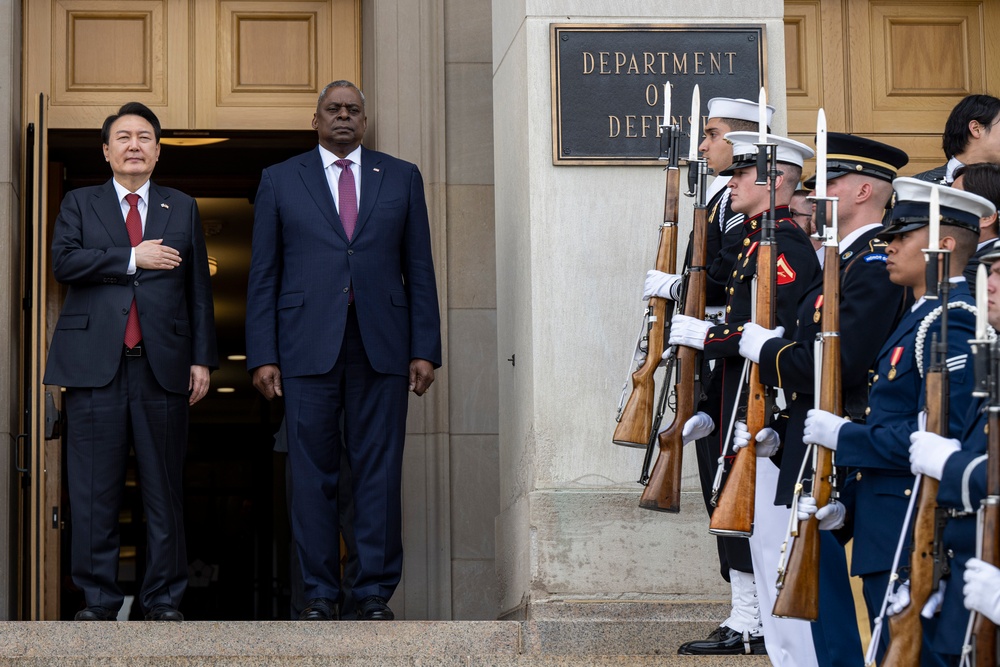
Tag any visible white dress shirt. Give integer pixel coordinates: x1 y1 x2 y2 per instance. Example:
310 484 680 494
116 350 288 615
112 178 151 275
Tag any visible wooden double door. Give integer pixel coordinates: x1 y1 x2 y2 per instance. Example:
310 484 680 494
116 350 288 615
784 0 1000 173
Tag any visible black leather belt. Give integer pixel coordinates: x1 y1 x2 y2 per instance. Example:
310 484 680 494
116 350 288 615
124 344 143 357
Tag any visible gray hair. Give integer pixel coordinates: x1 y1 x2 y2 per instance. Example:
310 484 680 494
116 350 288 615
318 80 366 109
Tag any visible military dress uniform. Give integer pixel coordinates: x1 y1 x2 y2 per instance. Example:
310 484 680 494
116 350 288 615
929 397 989 662
750 133 913 667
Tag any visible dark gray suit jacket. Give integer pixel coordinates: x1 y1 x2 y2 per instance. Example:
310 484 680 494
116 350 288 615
44 179 218 393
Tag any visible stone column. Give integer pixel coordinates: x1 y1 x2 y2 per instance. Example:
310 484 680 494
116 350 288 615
0 0 23 619
493 0 787 621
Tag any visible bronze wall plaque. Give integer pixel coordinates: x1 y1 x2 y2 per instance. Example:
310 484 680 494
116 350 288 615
551 24 767 165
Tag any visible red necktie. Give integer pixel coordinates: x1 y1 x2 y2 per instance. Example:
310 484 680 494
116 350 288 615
335 159 357 239
124 193 143 348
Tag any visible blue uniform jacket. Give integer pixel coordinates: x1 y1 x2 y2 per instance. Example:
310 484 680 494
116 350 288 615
835 283 977 577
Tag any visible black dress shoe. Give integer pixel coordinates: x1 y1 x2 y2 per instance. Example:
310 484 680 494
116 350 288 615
74 607 115 621
144 605 184 621
677 626 767 655
299 598 338 621
358 595 394 621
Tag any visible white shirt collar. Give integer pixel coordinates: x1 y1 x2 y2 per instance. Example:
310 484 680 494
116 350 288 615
112 178 151 205
838 223 882 253
319 144 362 169
945 156 965 184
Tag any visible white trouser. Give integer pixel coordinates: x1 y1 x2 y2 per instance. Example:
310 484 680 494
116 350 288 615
749 458 819 667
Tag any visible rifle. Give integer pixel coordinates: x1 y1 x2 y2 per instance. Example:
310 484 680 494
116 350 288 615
773 110 838 619
882 188 950 666
639 92 708 511
709 114 777 537
967 264 999 667
613 86 680 449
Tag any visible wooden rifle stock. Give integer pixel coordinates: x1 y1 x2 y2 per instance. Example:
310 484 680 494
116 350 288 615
773 239 841 620
882 371 946 666
971 404 1000 666
639 183 708 512
613 165 680 447
709 238 776 537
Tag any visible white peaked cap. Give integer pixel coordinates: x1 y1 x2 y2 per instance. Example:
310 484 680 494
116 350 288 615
706 97 776 126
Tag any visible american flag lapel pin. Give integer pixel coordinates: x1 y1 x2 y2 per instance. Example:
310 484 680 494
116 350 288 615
373 168 380 172
161 203 170 209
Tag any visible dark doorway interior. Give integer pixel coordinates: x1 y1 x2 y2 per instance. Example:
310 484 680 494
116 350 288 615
47 128 317 620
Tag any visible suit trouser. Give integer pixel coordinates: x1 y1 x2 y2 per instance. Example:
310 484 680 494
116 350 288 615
750 458 819 667
65 350 189 613
860 572 948 667
284 305 409 603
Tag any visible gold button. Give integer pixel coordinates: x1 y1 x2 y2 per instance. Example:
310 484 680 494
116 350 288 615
733 270 738 277
737 253 743 260
856 472 862 481
726 306 731 313
872 374 879 382
865 406 871 415
737 326 744 331
708 333 715 338
791 392 797 401
723 329 730 335
744 238 750 246
729 287 735 295
904 488 912 496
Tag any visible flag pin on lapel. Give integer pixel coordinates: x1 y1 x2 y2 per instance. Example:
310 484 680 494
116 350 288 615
161 203 170 209
373 168 380 172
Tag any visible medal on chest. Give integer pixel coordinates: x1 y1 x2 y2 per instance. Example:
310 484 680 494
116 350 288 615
813 294 823 324
888 345 904 380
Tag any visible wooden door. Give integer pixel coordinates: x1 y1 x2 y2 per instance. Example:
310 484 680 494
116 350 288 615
785 0 1000 174
23 0 360 131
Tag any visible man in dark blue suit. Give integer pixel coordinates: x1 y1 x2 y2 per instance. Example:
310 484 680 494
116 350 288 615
246 80 442 621
45 102 218 621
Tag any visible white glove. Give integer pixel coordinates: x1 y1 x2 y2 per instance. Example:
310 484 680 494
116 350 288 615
732 421 781 457
964 558 1000 625
802 409 846 450
669 314 711 350
796 496 847 530
738 322 786 364
682 412 716 444
644 270 683 301
886 580 911 616
921 581 945 619
908 431 961 480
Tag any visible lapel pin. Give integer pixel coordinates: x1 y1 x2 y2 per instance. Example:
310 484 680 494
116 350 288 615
161 203 170 209
373 168 380 172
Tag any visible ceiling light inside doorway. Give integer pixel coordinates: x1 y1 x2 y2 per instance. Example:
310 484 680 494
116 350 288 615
159 137 229 147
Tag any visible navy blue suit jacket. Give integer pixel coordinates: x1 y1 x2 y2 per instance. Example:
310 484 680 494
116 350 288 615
245 146 441 378
44 180 218 394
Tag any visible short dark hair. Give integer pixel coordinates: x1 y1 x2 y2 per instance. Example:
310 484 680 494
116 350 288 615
953 162 1000 210
101 102 161 145
722 118 769 134
317 80 366 110
942 94 1000 158
950 225 980 266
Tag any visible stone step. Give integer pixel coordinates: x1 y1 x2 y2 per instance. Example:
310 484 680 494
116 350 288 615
0 616 770 666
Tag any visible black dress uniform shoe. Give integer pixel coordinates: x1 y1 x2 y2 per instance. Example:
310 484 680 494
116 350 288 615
74 607 115 621
299 598 338 621
358 595 394 621
144 605 184 621
677 626 767 655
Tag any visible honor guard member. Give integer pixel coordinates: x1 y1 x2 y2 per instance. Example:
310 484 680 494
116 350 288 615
951 162 1000 284
803 178 994 664
907 236 1000 665
736 133 911 667
668 132 822 665
644 97 776 656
